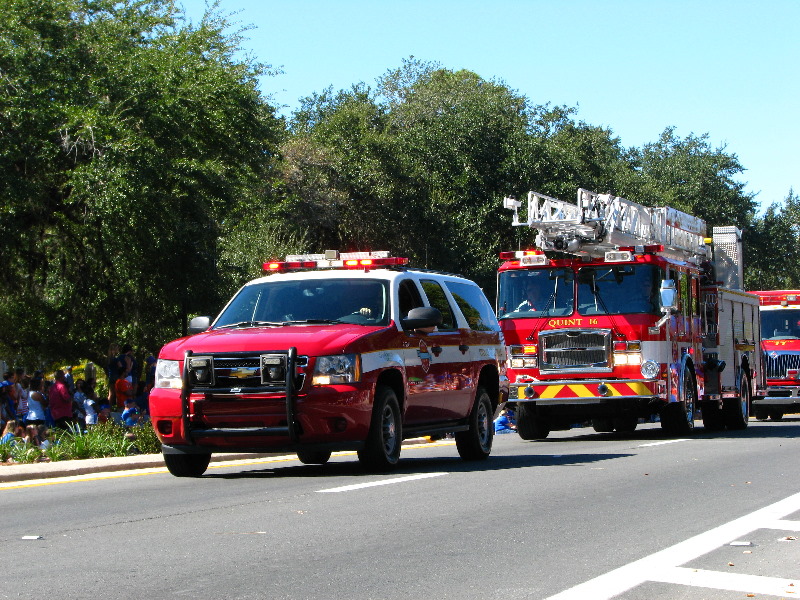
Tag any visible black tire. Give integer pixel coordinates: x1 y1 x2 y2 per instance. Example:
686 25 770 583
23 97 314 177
612 416 638 433
455 388 493 460
724 374 750 430
358 385 402 471
701 400 726 431
516 403 550 440
163 452 211 477
753 406 770 421
769 410 785 421
296 449 332 465
592 418 614 433
661 367 696 435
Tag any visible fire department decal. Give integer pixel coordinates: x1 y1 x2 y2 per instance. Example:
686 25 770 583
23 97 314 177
418 340 432 373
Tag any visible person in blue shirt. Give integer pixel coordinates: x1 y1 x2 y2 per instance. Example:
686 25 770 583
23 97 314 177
494 408 517 434
121 399 141 427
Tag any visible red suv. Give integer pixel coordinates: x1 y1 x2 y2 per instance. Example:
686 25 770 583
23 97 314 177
150 252 508 476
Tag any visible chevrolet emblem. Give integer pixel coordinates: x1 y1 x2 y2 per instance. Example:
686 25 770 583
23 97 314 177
229 367 259 379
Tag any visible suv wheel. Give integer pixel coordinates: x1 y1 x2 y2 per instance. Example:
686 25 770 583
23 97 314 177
455 387 493 460
358 385 402 471
163 452 211 477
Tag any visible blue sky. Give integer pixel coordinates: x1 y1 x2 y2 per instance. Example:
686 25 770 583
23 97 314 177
181 0 798 212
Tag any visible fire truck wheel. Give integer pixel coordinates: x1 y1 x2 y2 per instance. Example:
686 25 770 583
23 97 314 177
661 368 696 435
724 375 750 430
591 418 614 433
612 416 638 433
455 388 493 460
358 385 402 471
296 449 332 465
701 401 725 431
516 404 550 440
162 452 211 477
753 407 769 421
769 410 785 421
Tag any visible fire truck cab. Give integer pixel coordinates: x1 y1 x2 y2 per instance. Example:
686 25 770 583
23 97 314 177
498 189 763 439
752 290 800 420
150 251 507 476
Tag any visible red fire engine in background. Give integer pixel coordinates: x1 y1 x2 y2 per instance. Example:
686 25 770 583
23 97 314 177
497 188 764 439
751 290 800 420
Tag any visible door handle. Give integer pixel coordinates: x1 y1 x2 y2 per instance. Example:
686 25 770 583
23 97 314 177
431 345 443 357
459 344 469 354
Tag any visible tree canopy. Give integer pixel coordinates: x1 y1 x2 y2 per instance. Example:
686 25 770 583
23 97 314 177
0 2 791 370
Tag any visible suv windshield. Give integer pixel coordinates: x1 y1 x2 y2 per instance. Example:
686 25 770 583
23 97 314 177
215 279 390 327
497 268 574 318
577 264 659 315
761 309 800 340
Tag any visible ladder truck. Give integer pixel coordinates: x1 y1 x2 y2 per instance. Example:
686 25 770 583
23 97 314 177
498 188 764 438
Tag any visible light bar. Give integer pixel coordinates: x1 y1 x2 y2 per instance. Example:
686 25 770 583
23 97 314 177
263 253 408 272
499 250 547 265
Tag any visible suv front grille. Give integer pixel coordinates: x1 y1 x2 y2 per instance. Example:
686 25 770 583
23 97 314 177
539 329 611 372
186 352 307 392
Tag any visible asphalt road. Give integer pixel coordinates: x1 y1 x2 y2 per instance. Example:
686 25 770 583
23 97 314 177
3 419 800 600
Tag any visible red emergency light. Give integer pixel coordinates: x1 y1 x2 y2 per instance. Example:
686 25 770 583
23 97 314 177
263 253 408 272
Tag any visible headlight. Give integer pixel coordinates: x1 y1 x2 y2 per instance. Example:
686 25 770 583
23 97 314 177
312 354 360 385
155 359 183 389
640 360 660 379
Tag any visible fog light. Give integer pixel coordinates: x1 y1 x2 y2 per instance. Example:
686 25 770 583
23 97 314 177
157 420 173 435
597 383 610 396
524 386 536 399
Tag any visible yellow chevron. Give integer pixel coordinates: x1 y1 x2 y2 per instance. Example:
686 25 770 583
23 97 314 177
539 385 564 399
567 384 594 397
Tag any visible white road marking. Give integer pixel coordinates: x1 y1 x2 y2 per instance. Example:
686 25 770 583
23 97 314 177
638 439 691 447
544 491 800 600
317 472 448 493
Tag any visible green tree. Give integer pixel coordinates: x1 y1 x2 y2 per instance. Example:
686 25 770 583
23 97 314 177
0 0 283 365
745 191 800 290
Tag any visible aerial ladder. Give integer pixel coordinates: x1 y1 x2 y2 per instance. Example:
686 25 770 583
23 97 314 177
502 188 710 264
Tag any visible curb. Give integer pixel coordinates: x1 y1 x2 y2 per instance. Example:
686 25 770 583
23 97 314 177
0 438 435 483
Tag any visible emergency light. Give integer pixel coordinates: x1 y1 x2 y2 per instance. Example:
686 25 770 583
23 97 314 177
263 251 408 272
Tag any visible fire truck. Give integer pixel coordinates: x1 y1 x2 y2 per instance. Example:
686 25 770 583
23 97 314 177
751 290 800 420
498 188 764 438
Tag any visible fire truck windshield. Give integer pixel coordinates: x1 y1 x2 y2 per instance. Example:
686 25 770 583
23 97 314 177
577 264 659 316
761 310 800 340
497 268 574 319
214 279 390 328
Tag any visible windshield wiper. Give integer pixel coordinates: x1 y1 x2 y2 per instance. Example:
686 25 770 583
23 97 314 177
215 320 287 329
282 319 343 325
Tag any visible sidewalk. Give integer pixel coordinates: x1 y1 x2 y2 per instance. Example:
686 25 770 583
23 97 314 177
0 438 435 483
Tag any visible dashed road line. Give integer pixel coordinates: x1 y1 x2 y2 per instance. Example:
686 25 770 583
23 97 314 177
317 472 448 493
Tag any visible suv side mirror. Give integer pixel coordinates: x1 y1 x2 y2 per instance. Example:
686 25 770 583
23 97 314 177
401 307 443 331
188 316 211 335
659 280 678 312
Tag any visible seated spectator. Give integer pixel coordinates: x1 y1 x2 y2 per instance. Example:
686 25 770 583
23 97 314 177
494 409 517 434
1 419 18 444
38 426 52 450
96 404 112 424
121 399 141 427
23 424 40 446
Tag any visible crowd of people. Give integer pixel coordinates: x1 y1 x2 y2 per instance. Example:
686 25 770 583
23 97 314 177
0 343 157 449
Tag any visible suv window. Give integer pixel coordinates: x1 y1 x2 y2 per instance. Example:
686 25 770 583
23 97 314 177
398 279 424 319
421 280 457 330
446 281 500 332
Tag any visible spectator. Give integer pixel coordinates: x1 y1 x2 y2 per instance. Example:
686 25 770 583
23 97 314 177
78 380 98 426
121 398 141 427
38 426 52 451
64 366 76 395
16 374 30 424
25 377 48 426
115 365 135 410
49 370 74 430
2 371 16 424
23 424 40 446
106 342 121 407
1 419 18 444
494 408 517 434
96 404 111 424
